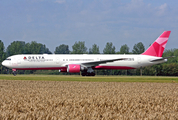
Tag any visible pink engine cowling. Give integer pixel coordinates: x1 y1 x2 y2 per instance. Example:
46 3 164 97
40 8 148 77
67 64 81 73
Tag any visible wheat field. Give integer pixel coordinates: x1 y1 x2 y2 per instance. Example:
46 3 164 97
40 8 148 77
0 80 178 119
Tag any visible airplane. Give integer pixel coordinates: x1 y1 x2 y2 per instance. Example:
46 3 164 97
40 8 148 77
2 31 172 76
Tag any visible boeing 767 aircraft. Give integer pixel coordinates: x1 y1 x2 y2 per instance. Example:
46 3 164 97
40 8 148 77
2 31 172 76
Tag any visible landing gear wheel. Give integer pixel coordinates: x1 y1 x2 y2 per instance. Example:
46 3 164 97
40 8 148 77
12 71 17 76
82 72 86 76
91 72 95 76
82 72 95 76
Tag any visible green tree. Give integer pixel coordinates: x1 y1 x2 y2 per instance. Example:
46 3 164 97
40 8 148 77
132 42 145 54
173 49 178 63
25 41 52 54
163 49 176 63
25 41 42 54
71 41 87 54
162 63 178 76
89 44 100 54
40 44 52 54
0 40 6 74
6 41 26 57
54 44 70 54
103 42 115 54
120 44 129 54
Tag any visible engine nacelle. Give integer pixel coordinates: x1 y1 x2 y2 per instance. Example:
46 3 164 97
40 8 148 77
67 64 81 73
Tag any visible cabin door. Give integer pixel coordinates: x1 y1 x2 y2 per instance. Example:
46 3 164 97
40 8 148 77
137 57 141 66
56 57 60 64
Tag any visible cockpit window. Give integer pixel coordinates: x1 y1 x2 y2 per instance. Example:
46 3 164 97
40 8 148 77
5 58 11 60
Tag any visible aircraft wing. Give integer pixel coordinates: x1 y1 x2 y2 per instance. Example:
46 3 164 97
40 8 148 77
81 58 127 67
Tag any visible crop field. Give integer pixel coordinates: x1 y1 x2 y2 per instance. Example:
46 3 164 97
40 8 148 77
0 75 178 119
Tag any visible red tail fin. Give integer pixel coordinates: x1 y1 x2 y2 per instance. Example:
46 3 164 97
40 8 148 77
142 31 171 57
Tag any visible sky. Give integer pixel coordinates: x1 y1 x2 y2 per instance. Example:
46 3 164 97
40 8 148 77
0 0 178 53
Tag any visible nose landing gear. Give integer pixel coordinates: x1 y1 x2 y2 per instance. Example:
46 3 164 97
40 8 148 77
12 69 17 76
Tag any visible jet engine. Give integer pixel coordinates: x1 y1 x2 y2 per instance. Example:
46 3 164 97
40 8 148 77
67 64 81 73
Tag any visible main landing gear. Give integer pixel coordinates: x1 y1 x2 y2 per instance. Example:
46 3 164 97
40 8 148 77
81 67 95 76
82 72 95 76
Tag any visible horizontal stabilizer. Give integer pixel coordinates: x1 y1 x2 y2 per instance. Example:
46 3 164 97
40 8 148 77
150 56 175 62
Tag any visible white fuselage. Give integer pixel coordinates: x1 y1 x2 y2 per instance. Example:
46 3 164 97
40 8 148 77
2 54 167 72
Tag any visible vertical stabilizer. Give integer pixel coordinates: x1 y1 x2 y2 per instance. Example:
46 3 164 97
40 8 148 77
142 31 171 57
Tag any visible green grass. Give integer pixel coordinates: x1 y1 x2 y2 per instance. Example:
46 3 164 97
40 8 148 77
0 74 178 83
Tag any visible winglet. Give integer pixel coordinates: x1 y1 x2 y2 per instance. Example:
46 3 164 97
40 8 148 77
142 31 171 57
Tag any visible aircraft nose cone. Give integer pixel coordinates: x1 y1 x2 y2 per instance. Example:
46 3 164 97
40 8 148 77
2 61 7 67
2 60 12 68
2 61 4 66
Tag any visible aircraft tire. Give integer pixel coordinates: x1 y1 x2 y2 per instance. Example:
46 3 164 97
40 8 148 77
82 72 95 76
91 72 95 76
13 71 17 76
82 72 87 76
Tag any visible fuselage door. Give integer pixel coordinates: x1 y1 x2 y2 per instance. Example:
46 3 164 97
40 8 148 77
138 57 141 65
56 57 60 64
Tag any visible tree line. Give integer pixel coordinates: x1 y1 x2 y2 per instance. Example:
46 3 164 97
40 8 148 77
0 40 177 76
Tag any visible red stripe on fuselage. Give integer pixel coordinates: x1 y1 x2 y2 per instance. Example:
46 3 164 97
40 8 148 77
14 66 135 71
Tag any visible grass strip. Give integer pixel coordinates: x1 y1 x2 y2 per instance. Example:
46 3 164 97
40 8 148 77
0 75 178 83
